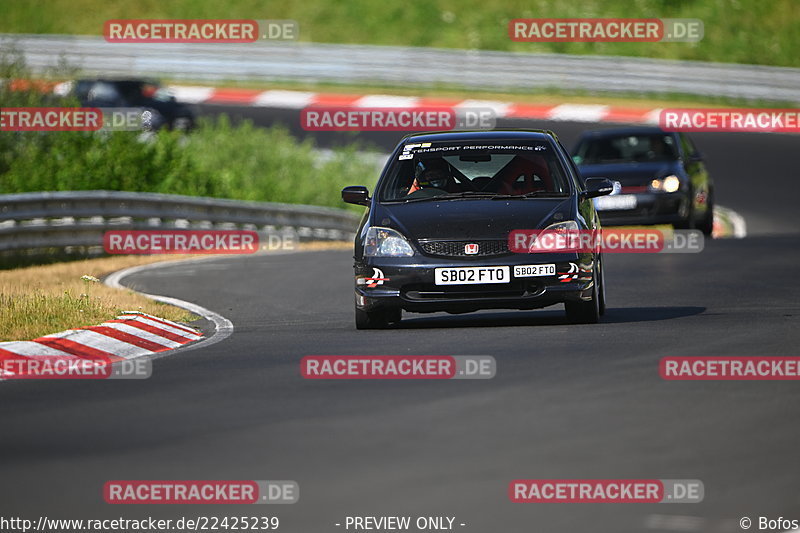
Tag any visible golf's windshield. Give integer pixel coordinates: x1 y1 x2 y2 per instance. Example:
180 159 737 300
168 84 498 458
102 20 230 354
380 142 572 202
573 133 679 164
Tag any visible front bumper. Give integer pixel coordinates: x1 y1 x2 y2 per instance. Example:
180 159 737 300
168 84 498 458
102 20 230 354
355 253 595 314
597 191 689 226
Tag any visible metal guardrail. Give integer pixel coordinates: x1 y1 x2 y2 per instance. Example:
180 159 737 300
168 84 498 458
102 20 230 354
0 190 361 258
3 34 800 103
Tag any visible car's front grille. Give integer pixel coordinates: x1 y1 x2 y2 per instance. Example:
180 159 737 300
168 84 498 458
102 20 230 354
418 239 511 257
402 280 544 301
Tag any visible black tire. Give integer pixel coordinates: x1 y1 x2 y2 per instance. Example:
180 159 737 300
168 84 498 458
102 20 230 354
565 267 600 324
698 200 714 236
385 307 402 324
674 205 695 230
355 306 401 329
597 255 606 316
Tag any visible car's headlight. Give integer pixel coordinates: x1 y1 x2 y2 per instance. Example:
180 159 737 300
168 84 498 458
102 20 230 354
649 175 681 193
541 220 579 233
364 227 415 257
529 220 580 252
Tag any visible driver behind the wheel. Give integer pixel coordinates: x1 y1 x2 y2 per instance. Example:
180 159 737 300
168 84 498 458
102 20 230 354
407 168 450 194
406 158 453 195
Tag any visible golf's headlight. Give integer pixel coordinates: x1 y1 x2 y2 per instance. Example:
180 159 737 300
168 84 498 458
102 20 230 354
649 175 681 193
364 227 415 257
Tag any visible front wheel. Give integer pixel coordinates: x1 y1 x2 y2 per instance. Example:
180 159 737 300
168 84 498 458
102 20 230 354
565 267 600 324
674 202 696 230
597 255 606 316
698 200 714 236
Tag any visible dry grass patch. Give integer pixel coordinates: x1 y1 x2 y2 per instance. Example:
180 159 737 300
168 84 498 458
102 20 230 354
0 255 198 341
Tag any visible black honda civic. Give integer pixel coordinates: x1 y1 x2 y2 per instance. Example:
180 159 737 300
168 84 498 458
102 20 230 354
342 130 614 329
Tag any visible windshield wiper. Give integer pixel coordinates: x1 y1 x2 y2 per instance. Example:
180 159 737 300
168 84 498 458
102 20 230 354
447 191 568 199
386 191 497 203
490 191 569 199
445 191 499 198
386 191 567 203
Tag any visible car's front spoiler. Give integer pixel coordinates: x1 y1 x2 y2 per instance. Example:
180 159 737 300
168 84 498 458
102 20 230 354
355 255 594 313
596 191 689 226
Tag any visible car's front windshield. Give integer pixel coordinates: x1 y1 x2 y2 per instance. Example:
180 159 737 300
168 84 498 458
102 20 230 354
573 133 678 165
380 141 571 202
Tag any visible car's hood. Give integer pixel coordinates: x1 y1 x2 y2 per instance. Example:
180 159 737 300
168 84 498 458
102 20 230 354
578 161 681 186
375 198 571 241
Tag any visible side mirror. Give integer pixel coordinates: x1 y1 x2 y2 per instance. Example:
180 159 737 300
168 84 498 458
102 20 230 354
342 186 370 206
688 151 704 163
581 178 615 199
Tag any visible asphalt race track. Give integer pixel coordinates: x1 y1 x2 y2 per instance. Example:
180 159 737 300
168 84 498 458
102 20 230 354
1 106 799 533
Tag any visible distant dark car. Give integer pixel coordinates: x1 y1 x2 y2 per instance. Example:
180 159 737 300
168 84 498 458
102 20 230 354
572 127 713 234
342 130 614 329
70 78 195 131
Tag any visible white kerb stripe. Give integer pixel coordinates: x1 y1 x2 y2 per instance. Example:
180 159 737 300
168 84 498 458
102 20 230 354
168 86 216 104
117 311 201 333
0 341 77 357
354 95 420 108
116 316 201 339
253 90 316 108
455 100 512 117
99 323 182 348
643 108 663 125
548 104 610 122
40 330 153 359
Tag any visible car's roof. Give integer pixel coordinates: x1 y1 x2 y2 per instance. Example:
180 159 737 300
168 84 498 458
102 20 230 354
77 78 160 85
400 129 558 143
578 126 673 138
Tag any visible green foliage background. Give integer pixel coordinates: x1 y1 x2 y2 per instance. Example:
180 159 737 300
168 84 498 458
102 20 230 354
1 0 797 67
1 52 377 210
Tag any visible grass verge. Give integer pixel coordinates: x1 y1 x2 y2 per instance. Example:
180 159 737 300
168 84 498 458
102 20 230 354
1 50 378 211
1 0 797 68
0 255 198 341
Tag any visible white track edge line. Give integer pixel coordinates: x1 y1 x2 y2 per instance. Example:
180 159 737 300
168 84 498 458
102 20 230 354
725 206 747 238
104 257 234 360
